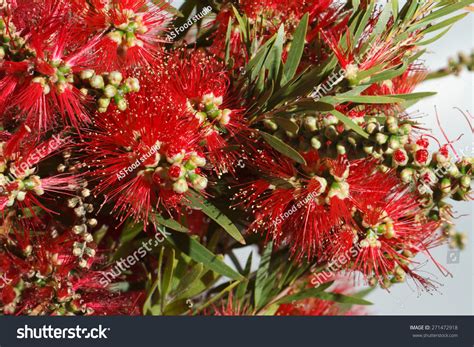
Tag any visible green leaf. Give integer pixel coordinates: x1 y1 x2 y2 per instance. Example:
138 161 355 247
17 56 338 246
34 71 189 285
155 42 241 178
416 0 472 26
260 131 307 165
152 214 189 233
224 17 233 65
311 292 373 305
330 110 369 139
273 117 299 134
389 92 436 101
392 0 399 23
254 242 273 309
353 2 375 43
372 3 393 37
236 252 253 301
293 99 335 112
246 36 276 81
365 61 409 84
282 13 308 85
422 12 468 35
275 281 334 304
166 230 244 281
417 26 452 46
172 263 204 299
161 248 176 301
184 190 245 244
232 6 248 44
267 25 285 84
328 95 405 104
119 219 144 244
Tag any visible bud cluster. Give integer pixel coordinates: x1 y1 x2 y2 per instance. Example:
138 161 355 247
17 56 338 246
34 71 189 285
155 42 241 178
106 9 149 51
0 17 27 61
155 150 208 194
60 150 98 269
0 144 44 210
78 70 140 112
187 93 232 131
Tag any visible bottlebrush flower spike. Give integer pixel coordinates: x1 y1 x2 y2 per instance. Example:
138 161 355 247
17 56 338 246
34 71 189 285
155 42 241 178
0 25 98 130
0 128 77 218
82 71 208 223
0 227 142 315
277 277 365 316
73 0 170 71
163 51 247 175
234 149 397 261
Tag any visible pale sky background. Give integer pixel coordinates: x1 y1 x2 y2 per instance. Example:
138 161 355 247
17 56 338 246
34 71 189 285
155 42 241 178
168 0 473 315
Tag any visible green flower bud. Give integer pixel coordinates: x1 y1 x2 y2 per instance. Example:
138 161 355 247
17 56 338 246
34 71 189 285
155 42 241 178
263 119 278 131
98 97 111 109
125 77 140 92
375 133 388 145
311 136 322 149
108 71 123 85
80 70 95 80
104 84 117 98
90 75 105 89
324 125 338 140
303 116 318 132
460 175 471 188
173 179 189 194
440 178 452 194
116 98 128 111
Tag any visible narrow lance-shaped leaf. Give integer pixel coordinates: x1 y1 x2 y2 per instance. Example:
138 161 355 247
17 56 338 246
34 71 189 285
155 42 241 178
260 131 307 165
254 242 273 309
184 190 245 245
275 281 335 304
330 110 369 139
166 230 244 281
282 13 308 84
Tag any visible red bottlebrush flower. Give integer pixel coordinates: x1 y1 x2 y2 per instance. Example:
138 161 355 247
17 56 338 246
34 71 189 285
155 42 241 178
277 277 365 316
72 0 169 71
211 1 346 67
82 71 208 223
0 26 97 130
0 129 77 218
210 292 251 316
351 188 443 289
0 227 142 315
234 149 396 261
163 51 247 175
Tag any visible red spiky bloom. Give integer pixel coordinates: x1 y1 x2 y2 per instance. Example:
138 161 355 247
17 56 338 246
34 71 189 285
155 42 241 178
82 70 208 223
277 277 366 316
0 227 142 315
211 0 347 66
235 148 444 286
162 51 247 175
72 0 169 71
210 292 251 316
0 128 77 220
0 2 99 131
